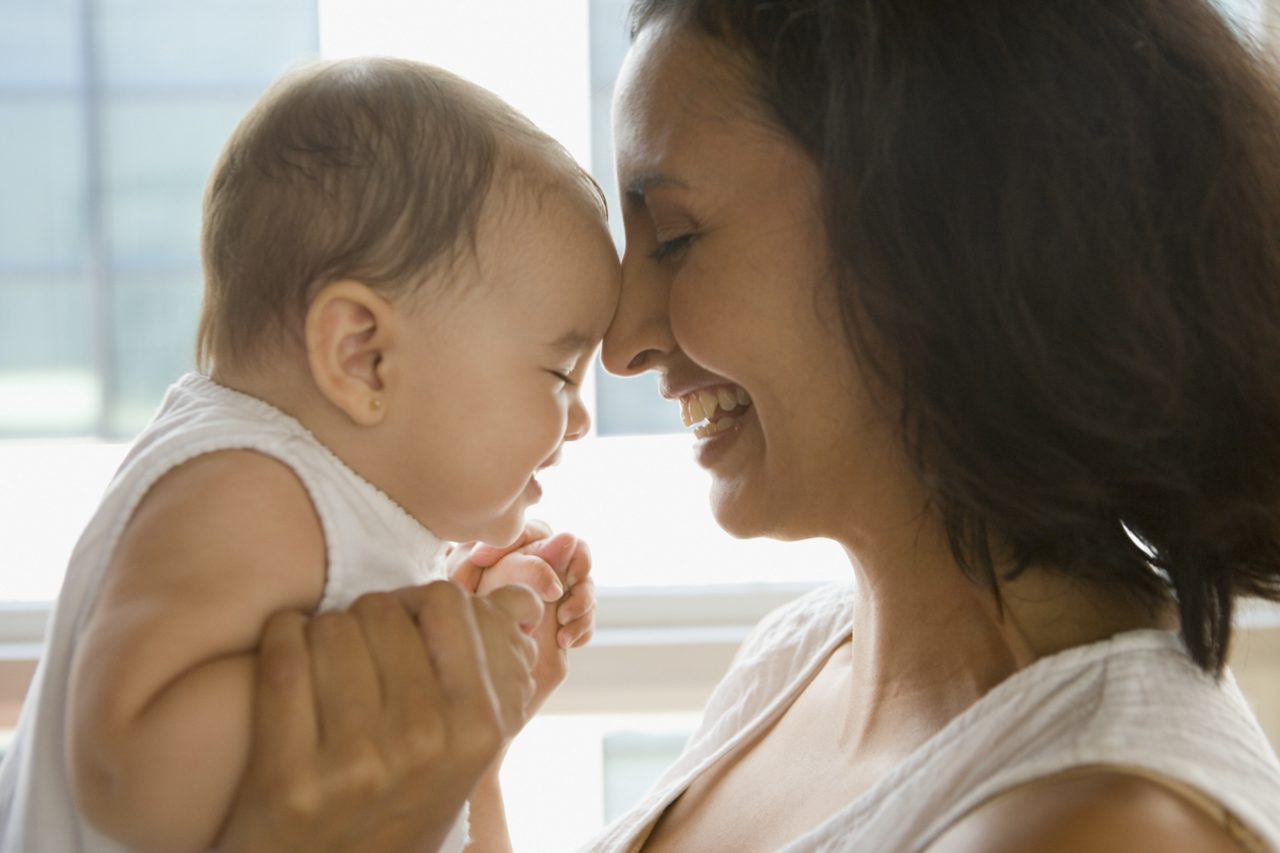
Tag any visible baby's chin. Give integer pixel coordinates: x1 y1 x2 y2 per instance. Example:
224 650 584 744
472 509 527 550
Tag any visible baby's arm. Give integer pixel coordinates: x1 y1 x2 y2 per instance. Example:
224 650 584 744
450 529 599 853
67 450 326 853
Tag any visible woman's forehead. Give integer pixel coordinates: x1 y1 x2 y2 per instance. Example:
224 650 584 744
614 23 778 182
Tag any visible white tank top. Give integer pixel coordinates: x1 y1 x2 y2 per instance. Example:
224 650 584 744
0 373 465 852
585 583 1280 852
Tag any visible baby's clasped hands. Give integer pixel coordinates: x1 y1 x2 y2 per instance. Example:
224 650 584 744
448 520 597 711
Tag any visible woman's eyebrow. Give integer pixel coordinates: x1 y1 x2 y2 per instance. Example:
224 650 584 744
625 169 691 197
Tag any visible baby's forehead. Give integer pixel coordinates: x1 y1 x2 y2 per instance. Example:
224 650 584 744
488 162 620 328
484 165 614 258
498 145 608 222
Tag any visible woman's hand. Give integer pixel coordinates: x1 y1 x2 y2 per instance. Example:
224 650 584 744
216 581 541 853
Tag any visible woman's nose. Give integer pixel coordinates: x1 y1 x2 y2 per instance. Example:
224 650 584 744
601 249 677 376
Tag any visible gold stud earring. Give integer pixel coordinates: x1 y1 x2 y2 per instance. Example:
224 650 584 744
370 398 383 412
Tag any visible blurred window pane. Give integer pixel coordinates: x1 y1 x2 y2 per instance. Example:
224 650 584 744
0 276 97 436
95 0 318 90
588 0 679 437
0 2 318 440
593 363 678 436
0 100 86 268
602 729 691 821
108 273 202 436
0 0 81 88
102 97 255 266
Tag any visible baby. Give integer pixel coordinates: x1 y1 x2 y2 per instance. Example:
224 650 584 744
0 57 618 852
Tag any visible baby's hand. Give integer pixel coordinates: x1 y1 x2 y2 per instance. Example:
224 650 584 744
448 521 597 651
448 520 563 602
547 537 596 652
447 524 598 713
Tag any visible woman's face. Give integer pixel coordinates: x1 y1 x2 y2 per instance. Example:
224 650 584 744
603 20 900 543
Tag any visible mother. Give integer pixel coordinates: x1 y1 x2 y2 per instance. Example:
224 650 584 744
234 0 1280 849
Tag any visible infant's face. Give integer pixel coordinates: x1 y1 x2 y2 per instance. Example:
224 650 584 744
385 183 620 546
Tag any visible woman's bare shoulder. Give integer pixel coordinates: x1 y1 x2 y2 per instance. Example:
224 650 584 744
924 770 1246 853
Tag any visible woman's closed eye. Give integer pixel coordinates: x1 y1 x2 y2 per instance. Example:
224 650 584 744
550 368 577 387
649 233 695 264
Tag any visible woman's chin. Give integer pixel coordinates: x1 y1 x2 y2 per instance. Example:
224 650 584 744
708 480 774 540
709 479 831 543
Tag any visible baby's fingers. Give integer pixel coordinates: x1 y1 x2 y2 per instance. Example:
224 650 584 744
477 553 565 602
532 532 577 582
555 576 596 625
562 538 592 587
555 576 597 648
557 616 596 650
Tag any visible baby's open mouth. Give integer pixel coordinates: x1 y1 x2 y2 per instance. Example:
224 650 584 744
678 384 753 439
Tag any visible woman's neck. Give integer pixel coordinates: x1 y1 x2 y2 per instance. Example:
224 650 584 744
833 513 1171 761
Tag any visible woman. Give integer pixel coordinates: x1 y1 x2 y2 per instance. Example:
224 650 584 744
226 0 1280 849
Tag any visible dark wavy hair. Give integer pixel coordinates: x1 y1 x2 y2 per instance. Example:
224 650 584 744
630 0 1280 674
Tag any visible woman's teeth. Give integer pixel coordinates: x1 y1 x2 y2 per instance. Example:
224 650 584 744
679 385 752 437
694 417 737 439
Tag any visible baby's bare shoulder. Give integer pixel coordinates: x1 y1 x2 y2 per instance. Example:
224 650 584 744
68 449 328 850
89 448 326 658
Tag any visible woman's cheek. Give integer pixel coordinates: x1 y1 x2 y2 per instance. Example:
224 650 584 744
669 267 725 353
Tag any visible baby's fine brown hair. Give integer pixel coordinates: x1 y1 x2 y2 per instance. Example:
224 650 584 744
197 57 597 372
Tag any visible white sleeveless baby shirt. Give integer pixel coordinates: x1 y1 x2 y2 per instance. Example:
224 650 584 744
584 583 1280 852
0 373 465 852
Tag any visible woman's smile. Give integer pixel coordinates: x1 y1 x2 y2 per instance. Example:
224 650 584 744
691 401 755 469
675 384 753 434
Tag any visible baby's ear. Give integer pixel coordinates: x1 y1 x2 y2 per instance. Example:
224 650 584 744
305 280 392 426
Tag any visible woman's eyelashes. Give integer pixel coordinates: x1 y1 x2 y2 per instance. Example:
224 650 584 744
649 233 695 264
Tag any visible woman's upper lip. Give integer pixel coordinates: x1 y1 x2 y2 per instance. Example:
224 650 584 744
660 377 732 401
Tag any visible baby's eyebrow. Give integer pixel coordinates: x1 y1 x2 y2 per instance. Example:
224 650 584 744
549 329 598 355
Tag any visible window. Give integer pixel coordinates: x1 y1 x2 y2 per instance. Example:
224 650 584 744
0 0 319 439
1 0 320 601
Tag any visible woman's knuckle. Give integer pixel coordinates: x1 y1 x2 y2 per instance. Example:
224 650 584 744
334 746 392 799
427 579 465 604
276 778 324 822
397 721 447 769
308 611 351 640
258 640 306 686
351 591 396 617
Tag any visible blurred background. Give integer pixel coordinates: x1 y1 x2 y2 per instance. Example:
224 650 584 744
0 1 1277 848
